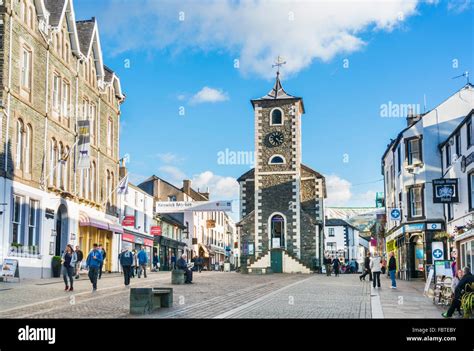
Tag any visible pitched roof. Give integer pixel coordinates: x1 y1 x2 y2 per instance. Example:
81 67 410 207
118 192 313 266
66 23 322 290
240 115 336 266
251 73 305 112
326 218 359 231
44 0 66 27
75 19 95 56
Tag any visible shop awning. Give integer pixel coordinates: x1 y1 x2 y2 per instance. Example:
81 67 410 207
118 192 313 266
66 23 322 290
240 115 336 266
198 244 210 258
79 212 123 234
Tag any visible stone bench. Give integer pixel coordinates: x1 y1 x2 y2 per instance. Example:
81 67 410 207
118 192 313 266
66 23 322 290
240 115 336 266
130 287 173 315
171 269 186 285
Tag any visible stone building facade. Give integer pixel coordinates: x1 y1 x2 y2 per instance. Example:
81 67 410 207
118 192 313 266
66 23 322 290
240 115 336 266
238 73 326 273
0 0 124 278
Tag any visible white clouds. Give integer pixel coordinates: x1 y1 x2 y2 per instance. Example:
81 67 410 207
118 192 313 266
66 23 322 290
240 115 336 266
325 175 380 207
447 0 472 13
325 175 353 206
99 0 426 78
192 171 239 200
190 87 229 105
159 165 187 186
156 152 183 164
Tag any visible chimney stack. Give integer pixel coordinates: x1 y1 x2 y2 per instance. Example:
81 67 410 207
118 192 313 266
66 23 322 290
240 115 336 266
183 180 191 195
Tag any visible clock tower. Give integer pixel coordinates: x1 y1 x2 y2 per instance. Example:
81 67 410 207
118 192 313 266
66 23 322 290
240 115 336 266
238 63 327 274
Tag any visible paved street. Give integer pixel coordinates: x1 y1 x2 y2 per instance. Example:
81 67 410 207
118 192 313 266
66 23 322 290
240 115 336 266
0 272 447 319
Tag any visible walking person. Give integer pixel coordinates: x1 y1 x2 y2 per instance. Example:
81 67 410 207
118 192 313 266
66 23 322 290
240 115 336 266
171 254 177 270
324 256 332 277
360 253 372 281
381 255 387 275
153 252 159 272
370 253 382 289
137 248 148 278
388 252 397 289
98 244 107 279
61 244 77 292
86 243 103 292
197 256 203 273
332 256 340 277
74 246 84 279
119 248 133 287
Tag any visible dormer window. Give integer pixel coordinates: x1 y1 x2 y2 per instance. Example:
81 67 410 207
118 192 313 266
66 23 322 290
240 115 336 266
270 108 283 126
269 155 285 165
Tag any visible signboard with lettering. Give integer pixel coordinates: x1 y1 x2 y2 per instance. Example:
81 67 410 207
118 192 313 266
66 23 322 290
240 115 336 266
390 208 401 221
151 226 162 236
461 153 474 172
1 259 19 278
122 216 135 227
432 179 459 203
156 201 232 213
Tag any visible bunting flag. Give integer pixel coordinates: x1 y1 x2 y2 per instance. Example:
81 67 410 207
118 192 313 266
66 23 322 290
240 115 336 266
117 174 129 195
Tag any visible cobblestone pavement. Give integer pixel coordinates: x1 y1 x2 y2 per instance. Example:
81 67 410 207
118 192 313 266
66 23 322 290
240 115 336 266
373 275 446 319
0 272 441 319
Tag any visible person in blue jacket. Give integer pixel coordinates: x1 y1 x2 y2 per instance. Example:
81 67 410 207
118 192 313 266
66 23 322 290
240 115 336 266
86 243 103 292
119 248 134 287
137 248 148 278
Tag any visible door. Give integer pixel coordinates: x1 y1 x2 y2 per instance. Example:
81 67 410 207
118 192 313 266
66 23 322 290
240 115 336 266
271 249 283 273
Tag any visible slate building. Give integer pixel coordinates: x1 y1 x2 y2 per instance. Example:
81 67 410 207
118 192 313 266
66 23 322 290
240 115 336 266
238 72 326 273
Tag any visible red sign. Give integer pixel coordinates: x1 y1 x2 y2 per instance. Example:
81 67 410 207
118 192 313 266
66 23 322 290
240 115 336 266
144 239 154 247
122 233 135 243
122 216 135 227
151 226 162 236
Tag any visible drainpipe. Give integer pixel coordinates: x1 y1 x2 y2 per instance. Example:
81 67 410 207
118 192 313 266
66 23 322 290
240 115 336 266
1 9 14 265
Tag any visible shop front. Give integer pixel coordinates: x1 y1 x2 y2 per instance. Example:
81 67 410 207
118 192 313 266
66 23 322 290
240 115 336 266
455 230 474 272
385 222 443 281
155 236 187 271
122 231 154 269
78 211 123 273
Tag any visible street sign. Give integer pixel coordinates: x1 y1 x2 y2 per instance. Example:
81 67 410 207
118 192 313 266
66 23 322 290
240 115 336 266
432 241 444 261
390 208 401 221
156 201 233 213
432 179 459 203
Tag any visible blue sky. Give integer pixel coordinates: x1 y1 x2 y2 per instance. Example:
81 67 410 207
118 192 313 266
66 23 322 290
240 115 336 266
74 0 474 212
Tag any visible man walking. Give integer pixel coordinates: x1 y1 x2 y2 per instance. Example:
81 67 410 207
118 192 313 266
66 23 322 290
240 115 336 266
86 243 103 292
137 247 148 278
388 252 397 289
324 256 332 277
370 253 382 289
98 244 107 279
119 248 133 287
360 253 372 281
74 245 84 279
332 256 340 277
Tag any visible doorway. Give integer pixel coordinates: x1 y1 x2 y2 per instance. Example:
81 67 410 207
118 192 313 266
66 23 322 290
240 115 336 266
270 214 285 249
55 205 68 257
271 249 283 273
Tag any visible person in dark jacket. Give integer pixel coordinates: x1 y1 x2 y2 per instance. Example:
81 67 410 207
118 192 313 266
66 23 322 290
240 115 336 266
137 248 148 278
323 256 332 276
332 256 340 277
153 252 159 271
61 244 77 292
443 267 474 318
359 254 372 281
119 248 133 287
171 254 177 270
98 244 106 279
388 252 397 289
177 254 193 284
74 246 84 279
86 243 103 292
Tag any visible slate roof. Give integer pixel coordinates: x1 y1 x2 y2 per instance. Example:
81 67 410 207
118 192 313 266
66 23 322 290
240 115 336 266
326 218 359 231
44 0 66 27
75 19 95 56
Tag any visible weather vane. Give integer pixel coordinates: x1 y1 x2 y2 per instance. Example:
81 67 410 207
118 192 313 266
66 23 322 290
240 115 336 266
272 56 287 76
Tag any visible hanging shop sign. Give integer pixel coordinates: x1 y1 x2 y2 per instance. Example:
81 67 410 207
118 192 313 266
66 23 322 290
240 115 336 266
206 220 216 229
432 179 459 203
45 208 55 219
432 241 444 261
151 226 162 236
390 208 401 221
122 216 135 227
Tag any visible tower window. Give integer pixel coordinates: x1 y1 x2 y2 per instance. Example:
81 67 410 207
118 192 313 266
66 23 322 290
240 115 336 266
270 108 283 126
269 155 285 164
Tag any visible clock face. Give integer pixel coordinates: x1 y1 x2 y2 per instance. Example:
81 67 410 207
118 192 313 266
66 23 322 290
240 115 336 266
268 132 284 147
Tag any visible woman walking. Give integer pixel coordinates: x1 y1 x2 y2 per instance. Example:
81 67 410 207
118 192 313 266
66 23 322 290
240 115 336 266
61 244 77 292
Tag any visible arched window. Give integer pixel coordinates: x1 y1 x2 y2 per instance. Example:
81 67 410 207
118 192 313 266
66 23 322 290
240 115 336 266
63 146 69 191
269 155 285 165
111 172 115 205
107 117 113 153
56 142 63 188
270 108 283 126
90 162 96 202
49 138 57 186
270 214 285 248
15 120 24 170
24 124 32 173
105 170 111 204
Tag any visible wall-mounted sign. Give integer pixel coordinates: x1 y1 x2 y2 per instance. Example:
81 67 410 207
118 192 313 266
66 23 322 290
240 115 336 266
45 208 55 219
192 238 198 245
390 208 401 221
122 233 135 243
427 223 443 231
405 223 425 232
461 153 474 173
432 179 459 203
151 226 162 236
122 216 135 227
434 260 453 277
